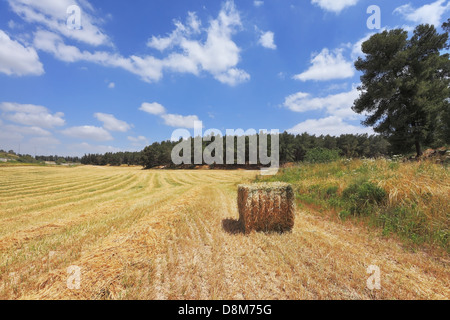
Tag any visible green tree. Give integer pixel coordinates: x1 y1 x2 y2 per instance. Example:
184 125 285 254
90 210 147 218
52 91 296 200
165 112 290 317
353 25 450 156
443 18 450 48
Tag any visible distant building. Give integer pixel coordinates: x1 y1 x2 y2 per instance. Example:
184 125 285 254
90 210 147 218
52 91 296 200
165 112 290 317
0 158 8 162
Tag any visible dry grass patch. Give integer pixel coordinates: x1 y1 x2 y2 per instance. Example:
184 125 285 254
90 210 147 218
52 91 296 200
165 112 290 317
0 165 448 300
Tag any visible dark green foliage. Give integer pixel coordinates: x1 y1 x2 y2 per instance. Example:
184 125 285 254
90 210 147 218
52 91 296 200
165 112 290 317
138 132 390 169
378 207 448 249
16 154 39 163
80 151 142 166
443 18 450 48
342 180 387 215
36 132 391 168
35 155 81 163
353 24 450 157
304 148 340 163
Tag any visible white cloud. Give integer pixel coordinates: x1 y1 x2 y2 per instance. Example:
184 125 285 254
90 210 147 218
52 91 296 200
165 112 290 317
214 68 250 86
94 113 131 132
32 1 249 86
283 86 372 137
0 129 23 145
174 1 249 85
108 82 115 89
62 126 113 141
0 130 61 155
0 102 65 128
140 102 201 129
351 33 376 60
0 30 44 76
128 136 148 143
259 31 277 50
128 135 149 147
283 87 360 120
3 124 52 137
311 0 359 14
139 102 167 115
161 114 201 129
394 0 450 27
33 30 165 83
288 116 373 136
7 0 110 46
8 20 18 29
254 1 264 7
294 48 354 81
28 136 61 146
0 102 47 114
69 142 121 156
147 13 201 51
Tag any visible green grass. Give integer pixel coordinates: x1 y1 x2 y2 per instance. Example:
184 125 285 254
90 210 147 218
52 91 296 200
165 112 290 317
256 159 449 252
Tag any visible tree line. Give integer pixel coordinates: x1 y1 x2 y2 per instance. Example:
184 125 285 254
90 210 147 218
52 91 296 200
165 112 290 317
77 133 390 168
35 155 81 164
80 152 142 166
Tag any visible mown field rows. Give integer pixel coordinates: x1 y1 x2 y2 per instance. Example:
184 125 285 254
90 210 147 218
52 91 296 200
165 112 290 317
0 166 448 299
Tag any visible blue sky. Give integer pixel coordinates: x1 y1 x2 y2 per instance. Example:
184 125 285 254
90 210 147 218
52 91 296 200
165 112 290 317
0 0 449 156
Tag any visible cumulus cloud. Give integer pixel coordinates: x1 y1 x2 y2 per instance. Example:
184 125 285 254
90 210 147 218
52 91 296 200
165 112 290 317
288 116 373 136
294 48 354 81
311 0 359 14
7 0 110 46
259 31 277 50
62 126 113 141
160 114 201 129
94 113 131 132
168 0 250 85
0 30 44 76
28 136 61 146
68 142 121 156
128 136 149 148
0 102 65 128
128 136 148 143
140 102 201 129
283 87 360 120
283 86 372 137
33 29 165 83
214 68 250 86
394 0 450 27
30 1 249 86
3 124 52 137
139 102 167 115
147 12 201 51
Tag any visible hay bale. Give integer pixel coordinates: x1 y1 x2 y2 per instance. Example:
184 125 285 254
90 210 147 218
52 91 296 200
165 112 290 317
238 182 295 234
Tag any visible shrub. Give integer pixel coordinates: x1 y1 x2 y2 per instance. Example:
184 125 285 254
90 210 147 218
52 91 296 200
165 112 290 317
342 180 387 215
325 185 339 197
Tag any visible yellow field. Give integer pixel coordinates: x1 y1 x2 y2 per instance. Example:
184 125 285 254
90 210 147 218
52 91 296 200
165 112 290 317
0 165 448 300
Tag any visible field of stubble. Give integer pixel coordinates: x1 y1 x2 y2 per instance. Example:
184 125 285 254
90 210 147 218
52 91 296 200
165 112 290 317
0 165 448 300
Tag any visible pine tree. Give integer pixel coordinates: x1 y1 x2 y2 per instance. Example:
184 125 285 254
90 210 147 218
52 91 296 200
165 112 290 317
353 25 449 156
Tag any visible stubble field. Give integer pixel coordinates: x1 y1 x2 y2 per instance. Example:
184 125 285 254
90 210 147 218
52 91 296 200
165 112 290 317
0 165 448 300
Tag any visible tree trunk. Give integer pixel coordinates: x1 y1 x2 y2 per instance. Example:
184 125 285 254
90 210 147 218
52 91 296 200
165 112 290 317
415 138 422 158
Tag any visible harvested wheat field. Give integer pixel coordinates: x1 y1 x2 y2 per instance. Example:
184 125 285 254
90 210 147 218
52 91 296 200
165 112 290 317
0 165 448 300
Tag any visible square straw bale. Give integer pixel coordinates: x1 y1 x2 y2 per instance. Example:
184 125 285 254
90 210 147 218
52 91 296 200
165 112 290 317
237 182 295 234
